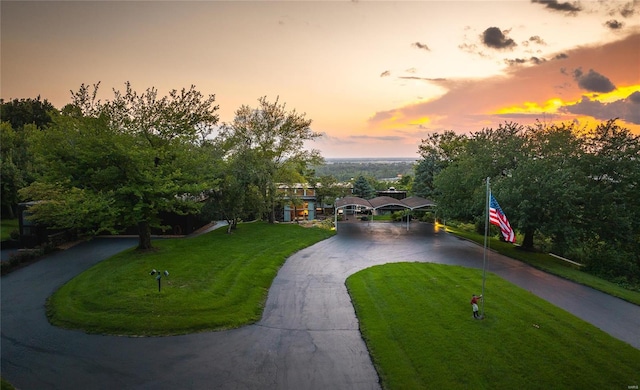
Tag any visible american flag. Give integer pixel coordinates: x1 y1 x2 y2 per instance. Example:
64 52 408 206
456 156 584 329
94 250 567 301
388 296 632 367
489 194 516 243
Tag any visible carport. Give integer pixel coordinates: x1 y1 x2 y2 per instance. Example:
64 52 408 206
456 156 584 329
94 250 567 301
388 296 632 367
334 196 436 231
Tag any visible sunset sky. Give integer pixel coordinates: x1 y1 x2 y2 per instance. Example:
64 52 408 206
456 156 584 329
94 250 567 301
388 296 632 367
2 0 639 158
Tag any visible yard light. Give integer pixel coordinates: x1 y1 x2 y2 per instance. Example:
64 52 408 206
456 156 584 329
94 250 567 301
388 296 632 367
150 269 169 292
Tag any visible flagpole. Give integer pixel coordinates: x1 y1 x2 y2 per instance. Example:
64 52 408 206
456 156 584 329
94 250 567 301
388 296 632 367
481 177 490 318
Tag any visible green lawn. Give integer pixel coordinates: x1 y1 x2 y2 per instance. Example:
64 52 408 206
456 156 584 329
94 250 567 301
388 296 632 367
442 224 640 305
346 262 640 390
47 222 334 336
0 378 15 390
0 219 19 241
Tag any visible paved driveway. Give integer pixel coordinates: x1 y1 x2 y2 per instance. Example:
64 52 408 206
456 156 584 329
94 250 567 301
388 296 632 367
2 223 639 389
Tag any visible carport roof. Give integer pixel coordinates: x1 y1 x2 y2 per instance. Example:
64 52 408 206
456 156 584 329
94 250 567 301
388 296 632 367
336 196 435 210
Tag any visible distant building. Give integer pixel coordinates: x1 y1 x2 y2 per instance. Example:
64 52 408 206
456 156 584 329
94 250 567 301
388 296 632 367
277 182 352 222
376 187 407 200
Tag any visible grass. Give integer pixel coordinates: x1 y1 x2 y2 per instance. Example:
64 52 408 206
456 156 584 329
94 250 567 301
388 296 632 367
370 213 393 221
1 378 15 390
442 223 640 306
47 222 334 336
0 218 19 241
346 262 640 390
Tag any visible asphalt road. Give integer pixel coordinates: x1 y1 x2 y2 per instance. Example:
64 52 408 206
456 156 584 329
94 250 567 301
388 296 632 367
2 222 639 389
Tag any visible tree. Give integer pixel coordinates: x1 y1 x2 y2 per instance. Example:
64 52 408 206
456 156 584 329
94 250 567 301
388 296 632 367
352 175 376 199
0 98 57 218
502 122 584 250
577 120 640 279
0 97 55 130
432 123 524 232
1 122 24 218
427 120 640 283
20 83 219 250
313 175 350 215
312 160 415 182
201 151 258 233
397 174 413 191
414 131 467 199
413 158 438 198
217 96 322 223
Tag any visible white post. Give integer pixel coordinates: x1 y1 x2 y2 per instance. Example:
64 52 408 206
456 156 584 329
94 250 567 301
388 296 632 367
334 198 339 232
481 177 490 317
406 209 410 231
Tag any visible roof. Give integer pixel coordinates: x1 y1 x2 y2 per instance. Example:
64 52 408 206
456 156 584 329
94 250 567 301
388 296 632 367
335 196 435 210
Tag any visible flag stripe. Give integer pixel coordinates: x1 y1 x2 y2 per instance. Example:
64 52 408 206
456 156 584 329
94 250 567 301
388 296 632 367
489 194 515 243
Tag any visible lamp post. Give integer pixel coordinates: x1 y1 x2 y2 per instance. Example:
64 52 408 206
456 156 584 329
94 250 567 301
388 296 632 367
150 269 169 292
334 197 339 232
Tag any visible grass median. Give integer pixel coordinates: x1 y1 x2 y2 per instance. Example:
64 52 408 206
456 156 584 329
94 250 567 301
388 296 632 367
0 218 18 241
47 222 334 336
347 262 640 389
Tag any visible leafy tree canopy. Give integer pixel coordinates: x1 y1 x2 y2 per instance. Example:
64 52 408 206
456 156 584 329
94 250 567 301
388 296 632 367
419 120 640 283
215 96 322 223
352 175 376 199
20 82 219 249
0 96 55 130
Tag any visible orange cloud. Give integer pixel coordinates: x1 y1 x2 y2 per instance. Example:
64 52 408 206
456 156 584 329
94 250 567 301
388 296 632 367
367 32 640 135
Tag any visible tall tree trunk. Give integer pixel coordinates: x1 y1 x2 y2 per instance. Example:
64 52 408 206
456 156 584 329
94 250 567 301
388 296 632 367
137 221 152 250
293 204 298 223
6 204 16 219
521 228 535 250
268 198 276 223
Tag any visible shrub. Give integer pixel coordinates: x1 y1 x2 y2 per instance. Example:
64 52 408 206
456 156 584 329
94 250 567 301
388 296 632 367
391 211 405 222
1 248 44 275
420 211 434 222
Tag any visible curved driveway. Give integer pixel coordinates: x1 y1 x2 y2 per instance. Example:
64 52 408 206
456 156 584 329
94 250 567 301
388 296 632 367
2 223 639 389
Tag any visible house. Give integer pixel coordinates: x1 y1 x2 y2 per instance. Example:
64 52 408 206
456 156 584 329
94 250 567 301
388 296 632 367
278 184 317 222
277 182 354 222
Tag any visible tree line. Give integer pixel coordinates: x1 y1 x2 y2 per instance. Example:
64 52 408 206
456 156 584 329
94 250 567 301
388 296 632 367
2 84 638 286
1 84 322 249
412 122 640 285
312 161 415 182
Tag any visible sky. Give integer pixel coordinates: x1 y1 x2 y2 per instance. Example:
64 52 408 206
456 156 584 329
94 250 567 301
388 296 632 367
2 1 639 158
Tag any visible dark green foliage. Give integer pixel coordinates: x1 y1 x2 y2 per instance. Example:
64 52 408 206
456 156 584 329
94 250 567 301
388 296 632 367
312 160 415 182
0 97 54 130
313 175 351 209
0 96 56 218
414 131 467 199
352 175 376 199
215 96 322 223
1 377 16 390
417 120 640 283
19 83 220 249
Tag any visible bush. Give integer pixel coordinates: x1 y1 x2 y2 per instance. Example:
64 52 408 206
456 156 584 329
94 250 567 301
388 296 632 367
1 248 45 275
419 211 434 222
299 219 334 230
579 240 640 287
391 211 406 222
